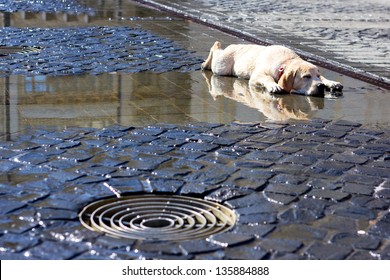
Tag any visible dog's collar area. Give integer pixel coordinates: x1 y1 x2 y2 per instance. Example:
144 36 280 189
278 65 285 81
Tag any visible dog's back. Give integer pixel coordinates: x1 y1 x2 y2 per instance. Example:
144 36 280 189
211 44 266 78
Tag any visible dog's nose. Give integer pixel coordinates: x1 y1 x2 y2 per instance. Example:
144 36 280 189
315 83 325 97
317 83 325 91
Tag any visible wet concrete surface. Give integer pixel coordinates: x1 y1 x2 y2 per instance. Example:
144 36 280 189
0 0 390 260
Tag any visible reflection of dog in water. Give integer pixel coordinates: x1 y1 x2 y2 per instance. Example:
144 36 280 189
203 71 325 121
202 41 343 97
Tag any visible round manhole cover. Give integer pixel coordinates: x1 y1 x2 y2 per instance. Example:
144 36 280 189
79 194 237 241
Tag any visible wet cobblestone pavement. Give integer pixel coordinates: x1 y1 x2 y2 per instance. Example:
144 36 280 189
0 26 202 76
1 0 390 260
1 120 390 260
0 0 95 14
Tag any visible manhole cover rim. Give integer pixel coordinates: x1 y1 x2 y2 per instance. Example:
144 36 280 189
79 194 237 241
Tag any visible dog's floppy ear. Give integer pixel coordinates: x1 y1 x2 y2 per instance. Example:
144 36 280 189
278 66 296 93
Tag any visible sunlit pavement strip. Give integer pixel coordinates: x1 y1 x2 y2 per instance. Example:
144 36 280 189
0 120 390 259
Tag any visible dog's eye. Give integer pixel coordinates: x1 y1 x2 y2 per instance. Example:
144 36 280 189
303 74 312 79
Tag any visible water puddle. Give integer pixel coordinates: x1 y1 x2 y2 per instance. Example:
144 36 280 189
0 0 389 140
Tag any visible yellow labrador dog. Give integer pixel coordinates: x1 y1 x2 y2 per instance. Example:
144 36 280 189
201 41 343 96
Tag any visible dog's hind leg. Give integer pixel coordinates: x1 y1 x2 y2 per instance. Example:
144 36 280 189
201 41 222 70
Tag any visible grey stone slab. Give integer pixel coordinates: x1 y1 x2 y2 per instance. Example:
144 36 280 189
305 242 352 260
330 232 381 250
305 189 351 202
258 238 303 253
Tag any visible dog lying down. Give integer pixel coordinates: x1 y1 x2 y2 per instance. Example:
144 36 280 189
201 41 343 97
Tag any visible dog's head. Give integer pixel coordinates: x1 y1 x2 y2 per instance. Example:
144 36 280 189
278 60 325 96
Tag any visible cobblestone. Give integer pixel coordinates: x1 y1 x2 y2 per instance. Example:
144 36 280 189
0 26 202 76
0 120 390 260
0 0 94 14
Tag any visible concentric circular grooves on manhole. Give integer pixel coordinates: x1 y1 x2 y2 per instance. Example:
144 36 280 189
79 195 237 241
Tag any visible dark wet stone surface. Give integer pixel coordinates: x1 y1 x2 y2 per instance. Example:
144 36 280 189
1 120 390 260
305 243 352 260
0 0 94 14
0 26 202 76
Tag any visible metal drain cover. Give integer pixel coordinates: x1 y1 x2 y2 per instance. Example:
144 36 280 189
79 194 237 241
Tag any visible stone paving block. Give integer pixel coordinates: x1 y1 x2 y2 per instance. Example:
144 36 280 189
152 167 192 178
179 183 220 195
234 160 273 169
48 170 85 183
257 238 303 254
344 134 376 144
305 189 350 202
306 178 340 190
376 189 390 199
331 153 369 164
332 120 362 127
380 244 390 260
316 143 346 153
205 186 253 202
187 165 238 185
270 174 307 185
225 192 268 209
0 160 22 172
340 174 384 186
348 251 380 260
207 232 254 247
353 148 384 159
305 242 352 260
140 177 184 192
0 233 39 253
328 203 377 221
264 183 310 196
279 154 319 166
306 160 354 176
36 208 78 221
232 224 275 239
24 240 90 260
180 142 219 152
179 239 224 254
279 208 323 224
0 214 39 235
221 176 267 191
0 199 27 214
353 165 390 178
342 183 375 196
312 129 348 139
372 160 390 169
263 193 298 205
368 213 390 239
134 241 184 255
270 163 307 175
270 224 328 241
33 198 80 211
244 150 283 161
330 232 381 250
224 246 268 260
237 213 277 225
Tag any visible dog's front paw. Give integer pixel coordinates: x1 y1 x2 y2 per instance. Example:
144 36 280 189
326 81 343 92
266 84 285 94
